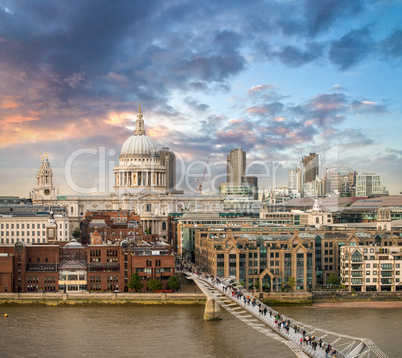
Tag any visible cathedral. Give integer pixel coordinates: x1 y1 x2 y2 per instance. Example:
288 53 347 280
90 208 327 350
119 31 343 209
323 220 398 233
31 105 223 238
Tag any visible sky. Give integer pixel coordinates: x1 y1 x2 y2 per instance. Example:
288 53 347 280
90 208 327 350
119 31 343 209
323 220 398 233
0 0 402 197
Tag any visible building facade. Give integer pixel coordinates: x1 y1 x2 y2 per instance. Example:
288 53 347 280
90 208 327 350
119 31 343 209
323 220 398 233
301 153 319 185
227 148 246 184
30 105 224 238
0 211 70 245
355 172 388 197
341 245 402 291
0 239 174 293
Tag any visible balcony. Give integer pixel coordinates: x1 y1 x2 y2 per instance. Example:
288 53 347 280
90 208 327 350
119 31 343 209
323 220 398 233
88 262 121 272
26 264 57 272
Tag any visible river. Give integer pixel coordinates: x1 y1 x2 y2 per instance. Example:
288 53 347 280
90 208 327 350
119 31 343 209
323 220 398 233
0 304 400 357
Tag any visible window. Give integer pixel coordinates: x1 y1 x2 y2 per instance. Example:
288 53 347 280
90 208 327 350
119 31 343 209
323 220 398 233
366 264 370 268
366 271 370 275
351 250 363 262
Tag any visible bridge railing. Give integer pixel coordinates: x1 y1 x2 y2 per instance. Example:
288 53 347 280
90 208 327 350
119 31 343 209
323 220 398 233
186 271 387 358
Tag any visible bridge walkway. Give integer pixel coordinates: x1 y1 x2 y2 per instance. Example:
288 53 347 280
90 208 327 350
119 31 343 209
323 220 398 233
187 272 388 358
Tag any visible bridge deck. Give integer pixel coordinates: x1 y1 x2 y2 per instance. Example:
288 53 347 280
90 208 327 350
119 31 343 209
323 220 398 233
186 272 388 358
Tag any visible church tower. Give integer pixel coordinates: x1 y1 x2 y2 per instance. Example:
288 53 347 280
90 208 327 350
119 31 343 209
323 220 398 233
31 154 56 201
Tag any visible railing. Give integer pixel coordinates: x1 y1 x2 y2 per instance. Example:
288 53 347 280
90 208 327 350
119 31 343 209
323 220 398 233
187 271 389 358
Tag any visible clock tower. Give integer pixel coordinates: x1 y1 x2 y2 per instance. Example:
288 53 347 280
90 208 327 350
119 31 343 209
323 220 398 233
31 154 56 201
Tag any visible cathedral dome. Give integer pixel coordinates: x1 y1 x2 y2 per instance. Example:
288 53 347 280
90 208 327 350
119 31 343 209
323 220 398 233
119 104 158 156
120 134 158 155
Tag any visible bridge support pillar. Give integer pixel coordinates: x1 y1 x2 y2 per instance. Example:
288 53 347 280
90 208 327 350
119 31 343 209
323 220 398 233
204 298 222 321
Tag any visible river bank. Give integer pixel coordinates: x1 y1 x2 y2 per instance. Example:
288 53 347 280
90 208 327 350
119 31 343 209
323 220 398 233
313 301 402 308
0 292 206 305
1 290 401 307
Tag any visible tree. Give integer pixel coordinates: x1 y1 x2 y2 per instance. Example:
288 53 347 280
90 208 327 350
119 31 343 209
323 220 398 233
167 275 181 291
128 273 143 292
327 273 340 286
254 279 260 290
147 279 163 292
262 283 270 292
287 277 296 290
72 227 80 239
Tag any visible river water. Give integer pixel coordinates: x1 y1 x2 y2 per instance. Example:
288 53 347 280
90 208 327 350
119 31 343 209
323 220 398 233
0 304 400 358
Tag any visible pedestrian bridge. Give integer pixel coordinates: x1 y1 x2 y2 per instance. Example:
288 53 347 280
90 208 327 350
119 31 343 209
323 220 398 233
185 272 388 358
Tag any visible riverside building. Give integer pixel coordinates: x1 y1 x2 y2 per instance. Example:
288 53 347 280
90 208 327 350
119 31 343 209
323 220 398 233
340 245 402 292
0 238 174 293
191 224 402 292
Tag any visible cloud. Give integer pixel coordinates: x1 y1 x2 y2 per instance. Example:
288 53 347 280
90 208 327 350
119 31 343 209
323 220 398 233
247 84 277 94
305 0 363 36
275 43 323 67
381 29 402 60
329 28 375 69
184 97 210 113
350 100 389 114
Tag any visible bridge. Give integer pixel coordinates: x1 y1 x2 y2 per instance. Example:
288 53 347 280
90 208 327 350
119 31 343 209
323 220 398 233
185 272 388 358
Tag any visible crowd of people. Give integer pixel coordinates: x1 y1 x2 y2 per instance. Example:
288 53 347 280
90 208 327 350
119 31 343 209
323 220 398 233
181 265 339 357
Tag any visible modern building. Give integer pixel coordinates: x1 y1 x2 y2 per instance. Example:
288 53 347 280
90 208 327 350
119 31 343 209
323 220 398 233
227 148 246 183
340 245 402 292
355 172 388 197
301 153 319 185
323 168 357 197
288 168 303 196
159 147 176 191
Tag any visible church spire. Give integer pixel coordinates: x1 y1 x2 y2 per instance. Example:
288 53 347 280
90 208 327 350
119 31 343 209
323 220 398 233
134 102 146 135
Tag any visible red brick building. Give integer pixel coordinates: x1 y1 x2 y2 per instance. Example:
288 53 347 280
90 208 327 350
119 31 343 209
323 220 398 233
0 239 174 293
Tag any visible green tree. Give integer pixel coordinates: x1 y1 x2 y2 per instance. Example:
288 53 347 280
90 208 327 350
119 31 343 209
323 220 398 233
72 227 80 239
147 279 163 292
254 279 260 290
127 273 143 292
287 277 296 290
167 275 181 291
327 273 340 285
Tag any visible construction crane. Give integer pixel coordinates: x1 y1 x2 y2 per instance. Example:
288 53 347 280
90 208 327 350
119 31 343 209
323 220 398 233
196 157 210 194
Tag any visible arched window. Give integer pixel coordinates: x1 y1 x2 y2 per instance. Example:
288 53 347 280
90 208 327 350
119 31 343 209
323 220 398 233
316 217 319 224
162 221 167 231
351 250 363 263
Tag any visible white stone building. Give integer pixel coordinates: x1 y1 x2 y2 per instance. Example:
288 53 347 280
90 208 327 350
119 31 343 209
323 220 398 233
31 105 224 238
0 212 70 245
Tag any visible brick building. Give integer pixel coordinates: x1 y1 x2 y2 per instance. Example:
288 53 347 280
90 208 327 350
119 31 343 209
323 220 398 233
0 238 174 293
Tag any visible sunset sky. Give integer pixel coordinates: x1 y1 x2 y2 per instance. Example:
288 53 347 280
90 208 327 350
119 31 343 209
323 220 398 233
1 0 401 196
